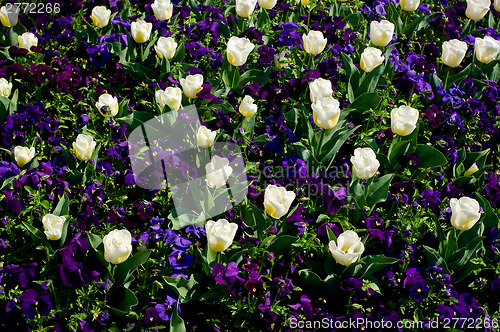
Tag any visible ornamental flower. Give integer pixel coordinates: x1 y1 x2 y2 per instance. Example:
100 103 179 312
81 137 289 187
131 19 152 44
180 74 204 99
239 95 257 117
391 105 419 136
311 97 341 130
95 93 118 118
329 230 365 266
273 50 289 69
464 163 479 176
151 0 173 21
205 155 233 188
441 39 467 68
14 146 35 167
264 184 296 219
258 0 277 9
450 197 482 231
465 0 490 21
155 36 177 60
309 77 333 103
302 30 327 55
296 0 309 5
235 0 257 18
197 125 216 148
103 229 132 264
474 36 500 64
400 0 420 11
351 147 380 179
155 86 182 110
91 6 111 28
42 214 66 240
0 5 18 27
18 32 38 52
360 47 384 72
73 134 96 161
205 219 238 252
227 36 255 66
495 0 500 12
0 77 12 97
370 20 395 47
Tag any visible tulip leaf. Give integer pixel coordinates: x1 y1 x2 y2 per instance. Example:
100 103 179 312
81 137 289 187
414 144 447 168
107 288 139 315
21 221 54 254
476 194 499 235
386 1 403 34
60 143 77 171
346 92 381 113
256 9 270 28
240 204 270 238
268 235 298 255
443 228 458 262
402 15 432 36
319 124 360 169
163 274 201 303
341 53 360 101
366 174 394 211
59 217 71 247
0 96 9 123
240 116 255 138
169 301 186 332
117 111 156 132
52 194 69 216
348 255 400 279
122 62 158 82
356 63 384 97
114 250 151 287
326 226 337 243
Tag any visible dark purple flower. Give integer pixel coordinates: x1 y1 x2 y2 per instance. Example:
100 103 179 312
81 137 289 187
18 289 53 319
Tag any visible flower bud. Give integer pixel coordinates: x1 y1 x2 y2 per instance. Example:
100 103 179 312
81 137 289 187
296 0 309 5
235 0 257 18
205 155 233 188
155 86 182 110
360 47 384 72
91 6 111 28
450 197 481 231
329 230 365 266
0 77 12 98
227 36 255 66
155 36 177 60
464 163 479 176
370 20 395 47
351 147 380 179
239 95 257 118
180 74 204 99
302 30 327 55
474 36 500 64
103 229 132 264
495 0 500 12
131 19 152 44
391 105 419 136
273 50 289 69
151 0 173 21
309 77 333 103
42 214 66 241
264 184 296 219
197 125 216 148
0 5 18 27
14 146 35 167
18 32 38 52
73 134 97 161
205 219 238 252
95 93 118 118
312 97 341 130
258 0 277 10
465 0 490 21
441 39 467 68
400 0 420 11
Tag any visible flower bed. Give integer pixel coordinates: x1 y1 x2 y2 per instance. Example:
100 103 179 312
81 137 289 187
0 0 500 331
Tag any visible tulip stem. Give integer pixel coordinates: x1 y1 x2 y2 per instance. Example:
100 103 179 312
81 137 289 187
317 129 326 157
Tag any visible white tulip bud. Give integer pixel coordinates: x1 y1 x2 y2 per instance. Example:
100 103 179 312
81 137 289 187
73 134 97 161
42 214 66 241
370 20 395 47
475 36 500 64
91 6 111 28
351 147 380 179
155 36 177 60
18 32 38 52
235 0 257 18
155 86 182 111
312 97 341 130
258 0 277 10
309 77 333 103
131 19 152 44
302 30 327 55
151 0 173 21
95 93 119 118
391 105 419 136
14 146 35 168
103 229 132 264
227 36 255 67
329 230 365 266
0 5 18 27
205 219 238 252
0 77 12 98
239 95 257 118
264 184 296 219
205 155 233 188
400 0 420 11
360 47 384 72
441 39 468 68
180 74 204 99
450 197 482 231
465 0 490 21
197 126 216 148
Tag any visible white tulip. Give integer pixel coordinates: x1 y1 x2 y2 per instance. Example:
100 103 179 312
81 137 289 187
0 5 18 27
197 125 216 148
155 86 182 110
95 93 118 118
73 134 96 161
180 74 204 99
258 0 277 10
475 36 500 64
309 77 333 103
91 6 111 28
495 0 500 12
155 36 177 60
205 219 238 252
464 163 479 176
103 229 132 264
18 32 38 52
370 20 395 47
14 146 35 168
42 214 66 241
273 50 289 69
0 77 12 98
264 184 296 219
151 0 173 21
441 39 468 68
465 0 490 21
400 0 420 11
391 105 419 136
450 197 482 231
302 30 327 55
350 147 380 179
329 230 365 266
235 0 257 18
131 19 152 44
312 97 341 130
296 0 309 5
360 47 384 72
227 36 255 67
239 95 257 118
205 155 233 188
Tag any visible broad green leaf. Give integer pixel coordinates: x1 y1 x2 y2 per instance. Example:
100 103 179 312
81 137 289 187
268 235 298 255
414 144 447 168
114 250 152 287
52 194 70 216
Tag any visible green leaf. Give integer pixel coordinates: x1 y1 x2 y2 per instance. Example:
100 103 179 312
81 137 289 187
240 205 270 237
0 96 9 123
319 125 360 169
170 42 186 63
163 274 200 303
346 92 382 112
446 63 472 89
107 288 138 315
114 250 152 287
60 144 77 171
443 229 458 261
21 221 54 254
402 15 432 36
116 111 155 132
347 255 399 279
326 226 337 243
414 144 447 168
59 217 71 247
423 245 450 274
9 89 18 113
366 174 394 210
240 114 255 138
52 194 69 216
169 302 186 332
341 53 360 101
122 63 158 82
256 9 270 28
356 64 384 97
476 194 499 234
268 235 298 255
